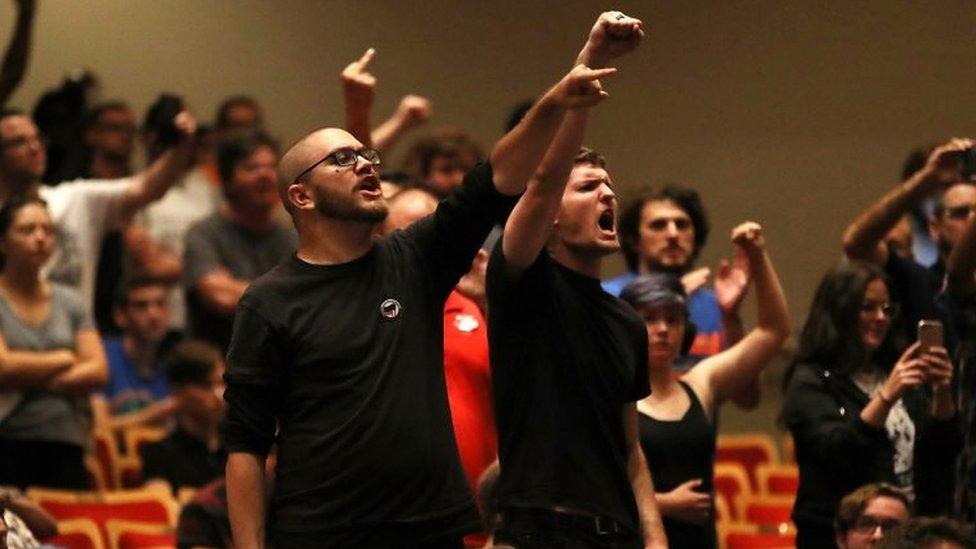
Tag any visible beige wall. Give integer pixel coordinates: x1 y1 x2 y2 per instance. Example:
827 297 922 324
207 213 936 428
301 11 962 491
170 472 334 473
4 1 975 432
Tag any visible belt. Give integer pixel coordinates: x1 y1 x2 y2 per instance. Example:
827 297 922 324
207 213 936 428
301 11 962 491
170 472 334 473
501 506 629 537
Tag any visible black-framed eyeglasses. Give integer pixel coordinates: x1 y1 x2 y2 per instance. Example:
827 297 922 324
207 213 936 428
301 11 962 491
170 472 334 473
293 147 381 182
851 516 903 534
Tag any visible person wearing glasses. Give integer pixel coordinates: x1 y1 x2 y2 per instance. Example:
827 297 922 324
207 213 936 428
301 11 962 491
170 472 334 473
783 261 960 548
843 138 975 350
221 39 618 546
182 131 296 352
834 483 911 549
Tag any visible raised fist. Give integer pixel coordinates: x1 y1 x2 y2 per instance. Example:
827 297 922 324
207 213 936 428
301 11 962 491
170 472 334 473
395 94 432 128
585 11 645 62
731 221 765 252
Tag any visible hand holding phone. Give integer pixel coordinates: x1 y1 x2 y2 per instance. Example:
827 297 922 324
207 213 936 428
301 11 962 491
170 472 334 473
917 320 951 387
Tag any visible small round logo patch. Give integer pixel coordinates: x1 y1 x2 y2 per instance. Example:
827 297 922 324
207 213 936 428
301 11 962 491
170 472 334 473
380 298 401 320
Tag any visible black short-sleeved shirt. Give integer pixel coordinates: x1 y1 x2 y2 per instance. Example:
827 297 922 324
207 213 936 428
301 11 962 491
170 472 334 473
221 163 516 546
486 243 650 531
140 428 226 492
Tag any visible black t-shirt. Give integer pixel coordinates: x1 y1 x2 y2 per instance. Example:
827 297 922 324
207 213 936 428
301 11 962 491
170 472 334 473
221 163 516 545
486 243 650 531
140 427 226 492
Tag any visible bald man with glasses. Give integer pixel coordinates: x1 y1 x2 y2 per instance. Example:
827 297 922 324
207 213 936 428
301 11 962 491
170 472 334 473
221 53 616 546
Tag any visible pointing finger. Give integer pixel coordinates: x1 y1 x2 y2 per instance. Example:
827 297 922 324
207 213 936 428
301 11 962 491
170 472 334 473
358 47 376 68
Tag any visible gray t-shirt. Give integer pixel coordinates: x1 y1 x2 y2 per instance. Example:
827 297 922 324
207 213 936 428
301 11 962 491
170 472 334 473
183 213 297 349
0 284 93 447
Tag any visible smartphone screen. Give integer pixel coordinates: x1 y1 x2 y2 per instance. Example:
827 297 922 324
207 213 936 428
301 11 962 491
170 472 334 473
918 320 944 352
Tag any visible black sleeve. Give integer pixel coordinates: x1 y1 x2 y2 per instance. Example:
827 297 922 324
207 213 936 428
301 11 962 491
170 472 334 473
782 369 887 474
628 318 651 402
402 161 520 296
221 297 285 456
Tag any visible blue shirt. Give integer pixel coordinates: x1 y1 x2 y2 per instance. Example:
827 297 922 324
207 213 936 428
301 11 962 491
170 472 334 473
603 271 725 369
102 338 170 415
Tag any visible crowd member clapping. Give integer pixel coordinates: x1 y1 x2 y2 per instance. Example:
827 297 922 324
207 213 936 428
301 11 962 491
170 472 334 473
620 221 789 547
0 197 107 490
783 261 960 548
834 483 911 549
608 186 761 410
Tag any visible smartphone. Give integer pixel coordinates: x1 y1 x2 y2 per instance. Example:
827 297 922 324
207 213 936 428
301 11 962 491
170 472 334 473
917 319 944 352
962 148 976 182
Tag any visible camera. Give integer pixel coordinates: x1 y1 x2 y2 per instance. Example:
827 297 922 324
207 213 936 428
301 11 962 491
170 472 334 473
144 93 185 147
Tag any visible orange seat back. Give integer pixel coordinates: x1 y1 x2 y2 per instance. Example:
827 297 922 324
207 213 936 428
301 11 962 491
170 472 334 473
713 463 752 521
716 433 778 492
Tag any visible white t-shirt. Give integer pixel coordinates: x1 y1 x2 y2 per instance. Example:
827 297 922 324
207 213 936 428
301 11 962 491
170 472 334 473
39 178 131 308
135 167 221 329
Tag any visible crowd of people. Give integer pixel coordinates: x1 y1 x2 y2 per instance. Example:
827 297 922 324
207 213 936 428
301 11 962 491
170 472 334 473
0 3 974 549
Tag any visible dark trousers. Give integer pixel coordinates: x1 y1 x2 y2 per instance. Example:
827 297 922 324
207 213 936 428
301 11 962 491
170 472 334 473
492 508 641 549
0 438 89 490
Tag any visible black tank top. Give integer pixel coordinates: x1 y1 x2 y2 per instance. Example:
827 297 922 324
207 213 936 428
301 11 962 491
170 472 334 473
638 380 717 548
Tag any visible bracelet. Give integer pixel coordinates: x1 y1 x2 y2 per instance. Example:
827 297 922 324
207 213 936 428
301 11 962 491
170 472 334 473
878 389 894 406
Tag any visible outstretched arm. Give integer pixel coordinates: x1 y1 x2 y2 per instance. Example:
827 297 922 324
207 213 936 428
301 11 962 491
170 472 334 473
342 48 377 147
842 139 972 265
685 223 790 410
118 112 197 220
0 0 35 108
370 94 432 152
498 11 644 271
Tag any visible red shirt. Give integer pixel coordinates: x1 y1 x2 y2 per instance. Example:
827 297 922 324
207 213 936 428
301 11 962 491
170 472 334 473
444 291 496 546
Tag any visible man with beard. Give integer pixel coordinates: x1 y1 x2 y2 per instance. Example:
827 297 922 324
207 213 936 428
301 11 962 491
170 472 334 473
221 54 614 548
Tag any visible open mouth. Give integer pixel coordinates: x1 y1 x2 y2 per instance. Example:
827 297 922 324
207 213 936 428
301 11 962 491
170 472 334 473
598 209 615 232
357 176 383 197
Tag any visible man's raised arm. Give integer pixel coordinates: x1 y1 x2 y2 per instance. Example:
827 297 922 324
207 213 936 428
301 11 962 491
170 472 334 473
119 111 197 220
0 0 35 108
842 138 972 265
500 11 644 272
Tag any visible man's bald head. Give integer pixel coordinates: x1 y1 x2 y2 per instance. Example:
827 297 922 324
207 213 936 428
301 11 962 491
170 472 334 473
382 188 438 234
278 128 362 214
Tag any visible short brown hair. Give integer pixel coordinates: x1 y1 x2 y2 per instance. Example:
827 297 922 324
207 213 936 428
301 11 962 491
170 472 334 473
574 147 606 168
834 483 911 536
401 129 483 186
